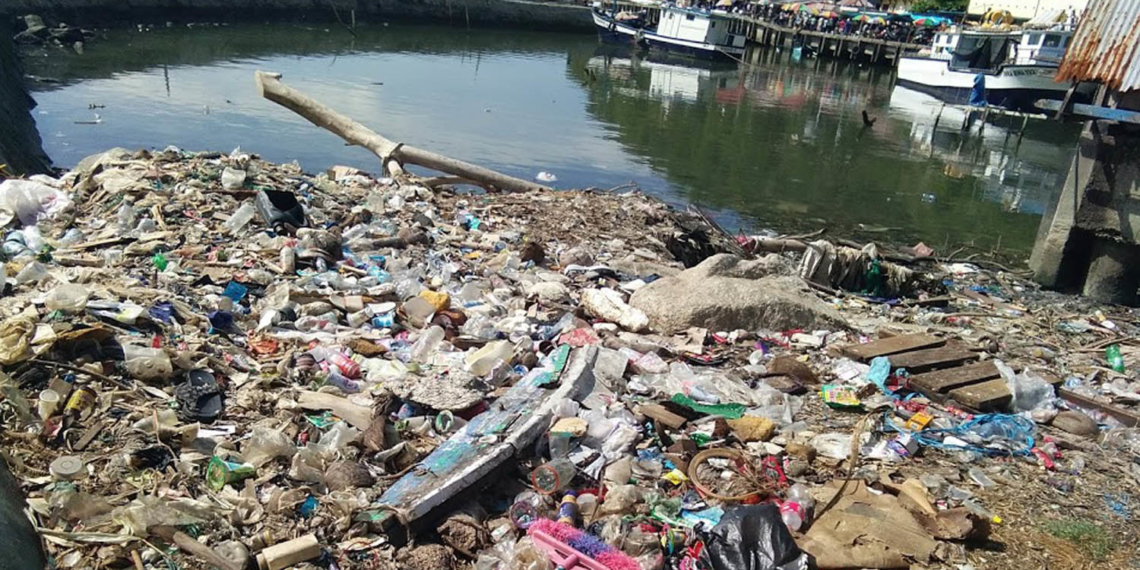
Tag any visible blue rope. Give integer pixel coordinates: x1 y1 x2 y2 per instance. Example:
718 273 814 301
883 411 1036 457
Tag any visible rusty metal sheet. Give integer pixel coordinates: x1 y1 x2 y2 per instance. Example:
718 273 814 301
1056 0 1140 92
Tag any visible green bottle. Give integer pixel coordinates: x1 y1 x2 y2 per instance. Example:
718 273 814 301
1106 344 1125 373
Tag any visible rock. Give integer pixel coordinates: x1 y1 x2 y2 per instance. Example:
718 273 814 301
726 416 776 442
767 355 819 385
629 254 845 334
785 459 811 477
399 544 454 570
1051 410 1098 437
520 241 545 263
527 281 570 303
325 459 375 491
558 247 593 267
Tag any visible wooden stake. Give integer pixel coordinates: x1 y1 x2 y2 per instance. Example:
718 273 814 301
254 71 549 194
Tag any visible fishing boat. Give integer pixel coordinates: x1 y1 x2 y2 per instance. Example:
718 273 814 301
896 28 1092 112
592 2 746 61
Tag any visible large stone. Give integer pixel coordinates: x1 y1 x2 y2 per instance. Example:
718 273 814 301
629 254 844 333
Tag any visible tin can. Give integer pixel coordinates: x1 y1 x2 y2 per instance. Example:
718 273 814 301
327 351 360 379
64 386 96 418
372 312 395 329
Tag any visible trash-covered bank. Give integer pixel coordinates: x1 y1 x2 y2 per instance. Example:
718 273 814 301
0 147 1137 570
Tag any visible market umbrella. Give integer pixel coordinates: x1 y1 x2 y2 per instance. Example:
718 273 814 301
716 0 733 6
912 16 940 26
782 2 802 11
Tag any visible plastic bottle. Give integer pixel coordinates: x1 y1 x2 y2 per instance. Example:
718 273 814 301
531 458 576 495
967 466 997 489
14 261 48 284
779 501 804 531
1106 344 1125 373
223 203 256 234
117 202 137 233
411 326 445 362
325 370 362 394
467 340 512 376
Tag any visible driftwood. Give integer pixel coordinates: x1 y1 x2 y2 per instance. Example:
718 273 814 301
254 71 550 194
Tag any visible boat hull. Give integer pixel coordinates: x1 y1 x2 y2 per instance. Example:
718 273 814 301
896 56 1090 111
592 10 743 62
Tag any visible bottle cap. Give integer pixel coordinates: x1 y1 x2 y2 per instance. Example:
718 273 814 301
50 455 85 480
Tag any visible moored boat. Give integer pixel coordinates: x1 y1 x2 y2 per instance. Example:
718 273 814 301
592 3 746 62
896 28 1093 112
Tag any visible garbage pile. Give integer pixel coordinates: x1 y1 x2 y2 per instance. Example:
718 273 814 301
0 147 1137 570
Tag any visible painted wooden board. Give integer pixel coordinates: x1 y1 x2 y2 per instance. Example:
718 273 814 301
841 333 944 361
948 378 1012 411
888 343 978 371
909 361 1000 394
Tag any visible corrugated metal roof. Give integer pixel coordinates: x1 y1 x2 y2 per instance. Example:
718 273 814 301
1055 0 1140 92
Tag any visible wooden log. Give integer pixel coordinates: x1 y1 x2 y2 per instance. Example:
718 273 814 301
254 71 551 194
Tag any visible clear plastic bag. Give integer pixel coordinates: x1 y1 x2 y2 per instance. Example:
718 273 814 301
241 427 297 467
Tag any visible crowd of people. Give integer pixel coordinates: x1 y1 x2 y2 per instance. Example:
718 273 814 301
694 1 942 45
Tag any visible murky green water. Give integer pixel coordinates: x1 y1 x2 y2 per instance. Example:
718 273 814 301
20 22 1080 256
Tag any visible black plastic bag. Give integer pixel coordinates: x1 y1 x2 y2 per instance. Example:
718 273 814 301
699 504 812 570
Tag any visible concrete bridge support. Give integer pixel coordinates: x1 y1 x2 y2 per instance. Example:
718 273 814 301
1030 101 1140 305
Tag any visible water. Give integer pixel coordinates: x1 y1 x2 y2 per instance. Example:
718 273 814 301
21 22 1080 257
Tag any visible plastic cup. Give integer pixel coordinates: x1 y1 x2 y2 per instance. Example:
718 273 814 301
37 389 60 419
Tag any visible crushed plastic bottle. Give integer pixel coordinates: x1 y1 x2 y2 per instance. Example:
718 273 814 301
223 203 256 234
1106 344 1125 373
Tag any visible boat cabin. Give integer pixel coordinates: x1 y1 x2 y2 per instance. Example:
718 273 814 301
929 30 1019 71
657 7 746 49
1014 30 1072 64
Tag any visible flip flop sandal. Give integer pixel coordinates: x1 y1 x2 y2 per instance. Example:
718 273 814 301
175 369 224 423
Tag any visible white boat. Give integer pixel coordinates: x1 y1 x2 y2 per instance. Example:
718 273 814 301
896 28 1091 112
592 3 746 61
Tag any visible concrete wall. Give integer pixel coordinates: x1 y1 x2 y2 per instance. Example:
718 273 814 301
1 0 594 30
0 21 51 176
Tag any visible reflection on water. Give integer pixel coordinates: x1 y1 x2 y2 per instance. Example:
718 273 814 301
19 22 1078 256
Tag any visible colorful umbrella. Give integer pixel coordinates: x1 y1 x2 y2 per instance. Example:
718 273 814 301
912 17 940 26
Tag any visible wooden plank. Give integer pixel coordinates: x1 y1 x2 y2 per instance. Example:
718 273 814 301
888 343 978 372
1059 389 1140 427
638 403 687 429
909 360 1000 394
948 378 1012 412
841 333 944 361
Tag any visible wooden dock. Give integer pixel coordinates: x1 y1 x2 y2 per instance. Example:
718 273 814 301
611 2 925 66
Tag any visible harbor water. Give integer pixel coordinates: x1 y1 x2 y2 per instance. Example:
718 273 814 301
19 22 1081 257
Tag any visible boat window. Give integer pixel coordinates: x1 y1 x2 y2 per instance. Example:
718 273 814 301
686 14 695 20
1027 33 1042 45
710 22 715 28
1043 34 1062 47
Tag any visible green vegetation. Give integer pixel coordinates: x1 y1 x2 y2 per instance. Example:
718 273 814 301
910 0 968 13
1041 518 1115 561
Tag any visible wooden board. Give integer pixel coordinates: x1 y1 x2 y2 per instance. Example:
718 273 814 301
888 343 978 372
841 333 944 361
909 361 1000 395
948 378 1012 411
1060 389 1140 427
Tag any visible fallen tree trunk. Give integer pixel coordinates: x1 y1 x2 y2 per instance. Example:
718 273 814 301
254 71 551 194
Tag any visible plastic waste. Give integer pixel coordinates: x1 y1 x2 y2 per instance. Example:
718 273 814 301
241 427 298 467
223 202 257 234
530 458 576 495
221 167 247 189
994 360 1055 414
121 344 174 382
967 466 997 489
779 501 804 531
411 326 446 362
14 261 48 284
0 178 74 225
467 340 512 376
44 283 90 313
1106 344 1125 373
699 504 811 570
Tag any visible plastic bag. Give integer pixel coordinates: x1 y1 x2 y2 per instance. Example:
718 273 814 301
0 179 74 226
581 288 648 332
44 283 90 313
699 504 811 570
241 427 297 467
995 360 1056 414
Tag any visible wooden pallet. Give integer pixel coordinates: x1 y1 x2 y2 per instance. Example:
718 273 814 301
840 333 1062 411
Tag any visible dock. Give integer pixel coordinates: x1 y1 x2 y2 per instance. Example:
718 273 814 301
611 1 926 65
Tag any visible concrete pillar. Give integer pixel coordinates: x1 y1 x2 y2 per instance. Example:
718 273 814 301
1083 239 1140 304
